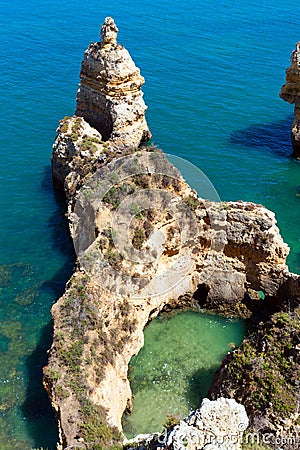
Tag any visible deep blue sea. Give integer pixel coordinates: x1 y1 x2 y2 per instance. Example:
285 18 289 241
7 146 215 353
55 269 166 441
1 0 300 448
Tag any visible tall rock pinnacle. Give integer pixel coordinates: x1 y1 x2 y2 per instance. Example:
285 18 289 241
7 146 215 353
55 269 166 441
280 42 300 158
75 17 152 147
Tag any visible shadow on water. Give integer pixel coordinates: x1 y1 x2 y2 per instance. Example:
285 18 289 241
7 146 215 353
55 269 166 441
230 115 293 158
22 322 59 449
41 166 76 297
22 166 75 449
185 366 219 410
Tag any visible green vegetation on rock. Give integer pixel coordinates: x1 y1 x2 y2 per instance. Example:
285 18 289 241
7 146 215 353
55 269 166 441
211 307 300 428
81 136 100 152
46 273 138 448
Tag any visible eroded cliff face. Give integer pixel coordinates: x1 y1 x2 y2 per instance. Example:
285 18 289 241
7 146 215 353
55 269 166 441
46 19 300 450
48 126 299 448
280 42 300 157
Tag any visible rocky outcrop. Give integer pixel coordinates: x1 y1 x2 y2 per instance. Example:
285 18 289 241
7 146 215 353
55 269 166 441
47 129 300 449
209 308 300 449
125 398 248 450
75 17 151 146
46 19 300 450
51 116 104 193
280 42 300 157
46 173 290 439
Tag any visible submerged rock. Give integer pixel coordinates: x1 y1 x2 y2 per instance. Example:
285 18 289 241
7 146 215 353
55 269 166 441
0 265 12 288
280 42 300 157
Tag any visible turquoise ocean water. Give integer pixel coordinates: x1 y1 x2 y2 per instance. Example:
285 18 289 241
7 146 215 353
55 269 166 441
1 0 300 447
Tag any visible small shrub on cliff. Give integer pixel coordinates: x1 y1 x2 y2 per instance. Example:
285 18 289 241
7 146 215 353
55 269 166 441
132 227 146 249
44 366 60 382
162 412 181 430
71 117 82 132
55 384 69 399
183 195 200 211
130 203 142 219
79 398 123 449
133 173 150 188
81 136 98 152
60 121 69 133
272 311 291 327
70 132 78 141
103 183 135 210
106 247 124 269
60 339 84 370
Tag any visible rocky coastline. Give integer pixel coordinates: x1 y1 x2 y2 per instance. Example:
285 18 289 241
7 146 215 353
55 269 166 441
44 19 300 449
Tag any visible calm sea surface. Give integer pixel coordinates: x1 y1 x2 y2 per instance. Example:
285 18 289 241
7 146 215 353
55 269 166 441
1 0 299 447
123 311 246 437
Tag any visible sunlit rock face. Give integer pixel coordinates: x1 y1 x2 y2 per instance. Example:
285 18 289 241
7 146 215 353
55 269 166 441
280 42 300 157
75 17 152 146
125 397 249 450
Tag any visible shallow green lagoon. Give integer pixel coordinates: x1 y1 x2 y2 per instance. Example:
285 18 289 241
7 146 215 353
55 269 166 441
123 310 246 438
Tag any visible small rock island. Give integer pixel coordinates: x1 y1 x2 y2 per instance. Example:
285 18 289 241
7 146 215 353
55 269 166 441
45 18 300 450
280 42 300 158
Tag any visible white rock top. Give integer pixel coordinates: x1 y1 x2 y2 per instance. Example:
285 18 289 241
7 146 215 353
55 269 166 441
167 397 249 450
100 17 118 45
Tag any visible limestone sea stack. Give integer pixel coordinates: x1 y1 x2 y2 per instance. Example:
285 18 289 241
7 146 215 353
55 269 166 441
75 17 151 146
52 16 151 193
280 42 300 157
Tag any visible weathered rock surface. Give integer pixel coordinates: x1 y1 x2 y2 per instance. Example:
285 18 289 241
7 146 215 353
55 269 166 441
47 127 300 449
75 17 151 146
46 19 300 450
209 308 300 449
51 116 104 194
125 397 248 450
280 42 300 157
